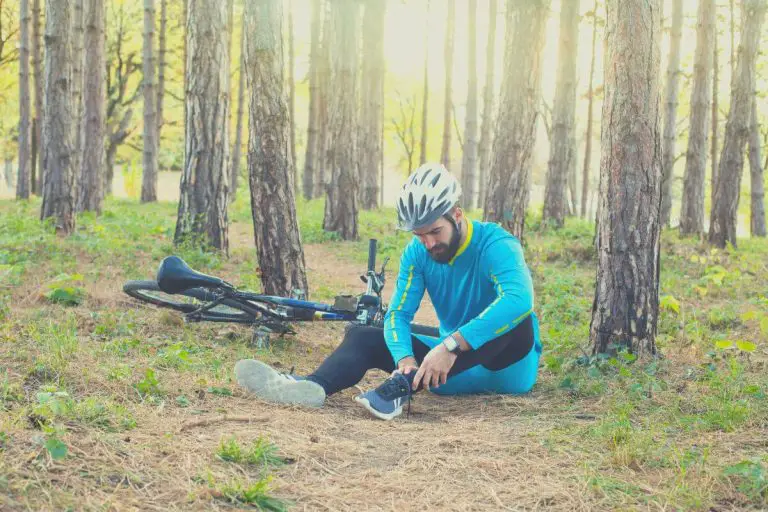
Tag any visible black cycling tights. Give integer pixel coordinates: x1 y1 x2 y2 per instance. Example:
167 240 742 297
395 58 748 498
307 316 534 396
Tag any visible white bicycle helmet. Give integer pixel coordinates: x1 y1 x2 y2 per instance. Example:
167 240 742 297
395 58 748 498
396 163 462 231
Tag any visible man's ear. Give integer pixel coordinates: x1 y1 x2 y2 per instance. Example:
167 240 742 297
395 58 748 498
453 207 464 223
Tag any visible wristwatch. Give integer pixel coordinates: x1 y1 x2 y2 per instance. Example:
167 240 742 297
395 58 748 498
442 334 461 354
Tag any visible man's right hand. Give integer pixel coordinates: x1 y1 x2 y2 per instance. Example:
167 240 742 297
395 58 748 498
395 356 418 376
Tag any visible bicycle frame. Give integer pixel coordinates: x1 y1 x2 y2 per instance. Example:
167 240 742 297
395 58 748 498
181 239 388 329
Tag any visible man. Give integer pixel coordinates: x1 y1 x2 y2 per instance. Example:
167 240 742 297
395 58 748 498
235 163 541 420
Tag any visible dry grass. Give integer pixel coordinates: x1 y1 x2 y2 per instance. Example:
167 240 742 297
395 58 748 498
1 211 766 511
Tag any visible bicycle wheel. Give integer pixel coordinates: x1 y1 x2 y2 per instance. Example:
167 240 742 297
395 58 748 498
123 280 254 322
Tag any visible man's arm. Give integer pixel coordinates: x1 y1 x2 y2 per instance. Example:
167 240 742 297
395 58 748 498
456 237 534 349
383 244 426 365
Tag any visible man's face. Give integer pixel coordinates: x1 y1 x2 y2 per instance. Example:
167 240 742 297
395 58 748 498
413 213 462 264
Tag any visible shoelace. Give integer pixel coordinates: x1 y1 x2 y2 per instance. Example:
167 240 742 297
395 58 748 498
377 373 413 419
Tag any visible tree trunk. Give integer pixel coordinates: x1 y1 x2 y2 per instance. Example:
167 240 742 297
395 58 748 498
322 0 359 240
17 0 32 200
175 0 230 252
591 0 662 357
303 0 322 200
581 0 599 219
680 0 715 236
483 0 550 240
40 0 76 235
72 0 84 204
748 96 765 236
660 0 683 227
460 0 479 210
244 0 308 297
477 0 496 209
419 1 430 166
31 0 43 195
730 0 736 76
440 0 455 169
77 0 106 213
141 0 158 203
288 0 297 190
708 0 766 248
157 0 166 136
315 0 332 198
543 0 580 227
360 0 385 210
4 159 12 189
711 24 719 206
230 23 246 203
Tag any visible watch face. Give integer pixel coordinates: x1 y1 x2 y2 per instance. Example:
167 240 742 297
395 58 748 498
445 336 458 352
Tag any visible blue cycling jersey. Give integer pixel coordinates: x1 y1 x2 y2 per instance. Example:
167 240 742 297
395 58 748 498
384 219 537 365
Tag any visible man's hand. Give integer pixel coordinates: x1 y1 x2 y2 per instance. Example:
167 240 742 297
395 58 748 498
412 343 457 391
395 356 419 377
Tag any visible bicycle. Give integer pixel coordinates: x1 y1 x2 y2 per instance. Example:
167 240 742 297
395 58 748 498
123 239 439 346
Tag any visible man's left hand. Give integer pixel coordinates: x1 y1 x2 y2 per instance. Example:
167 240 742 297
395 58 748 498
412 343 457 391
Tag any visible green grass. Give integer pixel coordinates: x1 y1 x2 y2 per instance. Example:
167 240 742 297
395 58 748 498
1 195 767 510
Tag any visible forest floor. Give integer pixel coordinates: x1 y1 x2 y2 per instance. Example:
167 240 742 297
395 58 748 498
0 197 767 511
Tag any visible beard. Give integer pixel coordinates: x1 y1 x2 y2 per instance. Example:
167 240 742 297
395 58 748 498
428 222 462 264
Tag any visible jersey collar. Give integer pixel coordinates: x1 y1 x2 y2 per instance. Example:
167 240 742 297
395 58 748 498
449 219 474 265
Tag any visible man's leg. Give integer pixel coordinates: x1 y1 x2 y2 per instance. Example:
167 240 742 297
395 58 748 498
307 325 430 396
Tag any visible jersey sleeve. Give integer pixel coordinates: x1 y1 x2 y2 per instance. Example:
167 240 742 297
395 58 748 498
457 237 534 349
383 243 426 364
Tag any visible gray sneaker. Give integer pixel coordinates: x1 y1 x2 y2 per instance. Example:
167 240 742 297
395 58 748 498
234 359 326 408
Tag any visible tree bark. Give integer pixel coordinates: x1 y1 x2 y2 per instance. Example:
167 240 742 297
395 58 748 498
40 0 76 235
230 23 246 203
141 0 158 203
711 22 719 207
591 0 662 357
288 0 297 190
157 0 166 136
748 96 765 236
483 0 550 240
31 0 43 195
460 0 479 210
71 0 84 203
419 0 430 166
315 0 332 198
680 0 715 236
360 0 385 209
477 0 496 210
708 0 766 248
440 0 455 169
302 0 322 200
581 0 599 219
322 0 359 240
175 0 230 252
543 0 580 227
244 0 308 298
77 0 106 213
660 0 683 227
17 0 32 199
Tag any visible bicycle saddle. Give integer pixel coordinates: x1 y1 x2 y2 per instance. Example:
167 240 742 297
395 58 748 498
156 256 226 294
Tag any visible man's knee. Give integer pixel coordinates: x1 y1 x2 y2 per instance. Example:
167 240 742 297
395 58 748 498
342 325 385 350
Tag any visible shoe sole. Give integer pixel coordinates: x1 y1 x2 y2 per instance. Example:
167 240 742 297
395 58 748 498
234 359 325 408
354 395 403 420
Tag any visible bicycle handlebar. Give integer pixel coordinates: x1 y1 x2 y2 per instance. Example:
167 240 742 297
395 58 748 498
367 239 377 273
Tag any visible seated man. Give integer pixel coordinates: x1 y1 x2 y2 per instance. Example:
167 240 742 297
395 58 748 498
235 163 542 420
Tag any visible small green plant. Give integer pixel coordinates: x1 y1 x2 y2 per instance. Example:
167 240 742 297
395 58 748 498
206 386 232 397
42 273 86 306
216 436 284 468
211 475 287 511
134 368 162 399
723 459 767 503
41 424 68 461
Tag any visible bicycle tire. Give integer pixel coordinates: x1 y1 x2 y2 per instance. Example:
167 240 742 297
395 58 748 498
122 280 255 322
